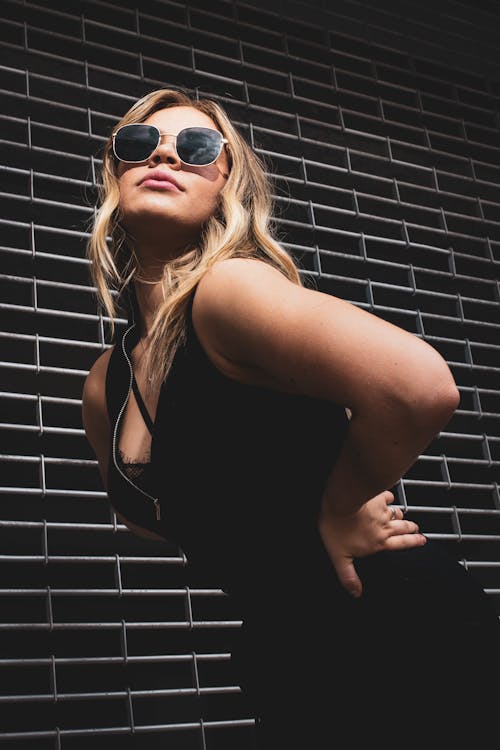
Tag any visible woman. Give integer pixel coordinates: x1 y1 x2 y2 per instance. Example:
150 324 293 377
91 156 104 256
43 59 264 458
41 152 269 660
82 88 499 748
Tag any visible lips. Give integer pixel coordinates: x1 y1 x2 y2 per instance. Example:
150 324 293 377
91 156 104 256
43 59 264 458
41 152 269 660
139 169 182 191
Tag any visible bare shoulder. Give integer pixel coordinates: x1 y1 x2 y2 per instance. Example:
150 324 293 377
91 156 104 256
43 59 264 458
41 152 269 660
196 257 297 300
82 346 114 431
192 256 459 414
192 257 302 390
84 346 114 391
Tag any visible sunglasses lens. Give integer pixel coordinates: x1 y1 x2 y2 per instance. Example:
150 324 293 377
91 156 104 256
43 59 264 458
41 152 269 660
176 127 222 165
114 124 159 162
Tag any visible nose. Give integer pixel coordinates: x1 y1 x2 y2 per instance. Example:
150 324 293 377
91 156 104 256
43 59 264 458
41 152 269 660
149 133 181 167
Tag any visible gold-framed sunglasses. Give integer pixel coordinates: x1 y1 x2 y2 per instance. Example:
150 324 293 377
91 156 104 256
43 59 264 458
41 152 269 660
112 123 228 166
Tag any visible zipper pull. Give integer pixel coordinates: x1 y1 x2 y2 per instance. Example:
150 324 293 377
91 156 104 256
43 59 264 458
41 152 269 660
153 498 161 521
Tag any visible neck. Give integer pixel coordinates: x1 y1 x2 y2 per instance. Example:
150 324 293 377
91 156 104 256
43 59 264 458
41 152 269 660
125 230 199 335
132 278 167 338
126 218 199 264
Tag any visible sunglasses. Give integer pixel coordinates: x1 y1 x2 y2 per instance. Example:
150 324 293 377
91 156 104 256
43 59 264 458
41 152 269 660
112 124 228 166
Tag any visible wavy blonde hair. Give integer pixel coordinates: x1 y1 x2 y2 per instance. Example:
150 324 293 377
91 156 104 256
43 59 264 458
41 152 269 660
86 87 303 397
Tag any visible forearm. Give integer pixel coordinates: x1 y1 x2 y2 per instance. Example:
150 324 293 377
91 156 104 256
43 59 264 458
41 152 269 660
320 399 456 517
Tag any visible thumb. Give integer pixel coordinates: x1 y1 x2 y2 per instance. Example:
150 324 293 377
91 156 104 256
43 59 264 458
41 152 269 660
336 558 363 598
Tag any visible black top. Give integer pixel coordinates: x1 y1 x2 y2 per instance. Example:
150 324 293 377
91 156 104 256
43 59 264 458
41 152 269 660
105 280 351 592
131 373 155 436
105 279 500 743
114 374 154 486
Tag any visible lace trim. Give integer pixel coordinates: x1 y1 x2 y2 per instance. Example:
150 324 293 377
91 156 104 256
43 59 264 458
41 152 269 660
117 448 151 480
118 447 151 464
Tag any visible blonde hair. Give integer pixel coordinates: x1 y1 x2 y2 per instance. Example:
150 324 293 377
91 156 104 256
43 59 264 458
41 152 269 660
86 87 303 396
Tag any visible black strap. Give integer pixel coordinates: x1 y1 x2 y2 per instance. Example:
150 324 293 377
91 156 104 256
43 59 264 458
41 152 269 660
131 374 155 436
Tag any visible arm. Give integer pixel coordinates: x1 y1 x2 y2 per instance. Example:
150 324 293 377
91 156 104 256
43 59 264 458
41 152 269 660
193 257 459 594
81 351 167 543
194 257 460 466
319 388 458 517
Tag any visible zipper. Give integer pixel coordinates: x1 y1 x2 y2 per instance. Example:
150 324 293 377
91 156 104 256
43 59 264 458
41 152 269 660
112 321 161 521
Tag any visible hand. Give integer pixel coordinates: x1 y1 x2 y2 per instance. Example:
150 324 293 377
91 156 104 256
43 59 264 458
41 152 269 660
317 490 426 598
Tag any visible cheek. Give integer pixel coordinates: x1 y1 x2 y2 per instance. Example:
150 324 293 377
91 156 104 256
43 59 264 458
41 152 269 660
117 178 138 214
202 186 222 208
193 189 223 223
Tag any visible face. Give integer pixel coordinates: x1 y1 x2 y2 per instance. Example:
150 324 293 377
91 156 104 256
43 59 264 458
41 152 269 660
115 105 230 253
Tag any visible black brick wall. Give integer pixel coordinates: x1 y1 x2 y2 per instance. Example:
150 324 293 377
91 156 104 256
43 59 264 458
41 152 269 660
1 1 499 747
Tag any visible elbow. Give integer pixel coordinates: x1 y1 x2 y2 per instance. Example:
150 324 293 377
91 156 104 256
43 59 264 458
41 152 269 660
428 384 460 428
444 383 461 412
409 370 461 434
427 357 460 414
351 347 460 431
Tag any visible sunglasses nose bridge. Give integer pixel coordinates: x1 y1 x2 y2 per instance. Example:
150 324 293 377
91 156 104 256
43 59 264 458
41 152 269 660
147 131 182 164
157 132 176 145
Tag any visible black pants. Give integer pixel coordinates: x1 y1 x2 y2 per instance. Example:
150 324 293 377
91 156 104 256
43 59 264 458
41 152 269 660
231 539 500 749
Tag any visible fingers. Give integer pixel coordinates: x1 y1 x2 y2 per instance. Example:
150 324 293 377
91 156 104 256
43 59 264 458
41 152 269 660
387 505 403 522
384 490 395 505
385 532 427 550
385 510 426 550
385 499 406 524
335 559 363 599
385 492 404 520
383 497 424 548
390 519 420 535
